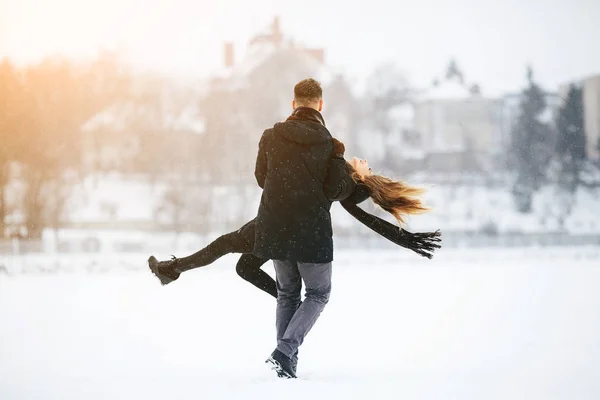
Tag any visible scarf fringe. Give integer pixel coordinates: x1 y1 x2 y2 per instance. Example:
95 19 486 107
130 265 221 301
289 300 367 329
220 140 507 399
397 229 442 259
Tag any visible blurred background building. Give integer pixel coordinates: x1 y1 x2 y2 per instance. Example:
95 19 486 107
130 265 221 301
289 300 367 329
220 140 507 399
1 16 600 256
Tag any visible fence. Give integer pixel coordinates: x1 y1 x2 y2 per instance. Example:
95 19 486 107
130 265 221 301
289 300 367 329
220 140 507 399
1 232 599 276
1 231 600 256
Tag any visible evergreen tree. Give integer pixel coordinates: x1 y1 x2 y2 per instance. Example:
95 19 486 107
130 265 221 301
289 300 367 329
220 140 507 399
511 67 553 213
555 84 586 193
445 59 464 84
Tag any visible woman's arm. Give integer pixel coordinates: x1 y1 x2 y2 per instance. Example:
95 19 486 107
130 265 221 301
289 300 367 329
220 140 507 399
340 201 441 259
345 183 371 204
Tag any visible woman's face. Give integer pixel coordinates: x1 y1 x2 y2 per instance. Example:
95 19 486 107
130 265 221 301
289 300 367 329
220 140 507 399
351 157 371 178
351 157 369 170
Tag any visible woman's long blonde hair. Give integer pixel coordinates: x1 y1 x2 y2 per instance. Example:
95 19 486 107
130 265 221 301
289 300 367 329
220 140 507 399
350 170 430 225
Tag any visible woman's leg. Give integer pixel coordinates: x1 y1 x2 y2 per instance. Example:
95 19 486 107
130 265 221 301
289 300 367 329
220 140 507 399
148 230 253 285
235 254 276 298
176 231 252 272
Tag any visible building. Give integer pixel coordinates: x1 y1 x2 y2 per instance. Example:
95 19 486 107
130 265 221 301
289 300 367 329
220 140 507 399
412 77 502 172
80 77 206 175
582 74 600 160
201 17 357 182
210 17 330 92
559 73 600 161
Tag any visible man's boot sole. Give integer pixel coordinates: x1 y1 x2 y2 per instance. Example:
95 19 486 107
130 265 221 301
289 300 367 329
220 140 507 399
265 357 296 379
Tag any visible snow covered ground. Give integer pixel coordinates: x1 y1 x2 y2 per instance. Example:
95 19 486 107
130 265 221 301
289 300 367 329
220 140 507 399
1 248 600 400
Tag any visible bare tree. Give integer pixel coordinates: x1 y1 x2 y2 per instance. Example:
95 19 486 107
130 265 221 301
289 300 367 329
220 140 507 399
0 59 28 238
18 54 129 238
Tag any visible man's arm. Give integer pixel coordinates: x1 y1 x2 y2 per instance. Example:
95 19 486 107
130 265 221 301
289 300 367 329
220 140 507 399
254 131 268 189
324 158 356 201
323 138 356 201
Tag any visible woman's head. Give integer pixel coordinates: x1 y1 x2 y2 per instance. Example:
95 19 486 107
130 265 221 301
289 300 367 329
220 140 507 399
350 157 372 179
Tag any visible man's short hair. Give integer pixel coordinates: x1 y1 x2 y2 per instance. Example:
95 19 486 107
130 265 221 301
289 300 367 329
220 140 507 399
294 78 322 105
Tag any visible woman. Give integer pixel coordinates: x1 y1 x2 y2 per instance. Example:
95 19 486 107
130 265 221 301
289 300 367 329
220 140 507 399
148 151 441 298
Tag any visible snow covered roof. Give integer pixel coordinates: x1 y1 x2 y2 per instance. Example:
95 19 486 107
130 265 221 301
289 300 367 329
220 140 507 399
81 102 132 132
164 109 206 135
388 103 415 122
401 147 426 160
426 79 472 101
81 74 208 135
81 101 206 135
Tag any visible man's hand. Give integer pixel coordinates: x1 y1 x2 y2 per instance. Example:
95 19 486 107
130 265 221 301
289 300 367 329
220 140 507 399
332 138 345 158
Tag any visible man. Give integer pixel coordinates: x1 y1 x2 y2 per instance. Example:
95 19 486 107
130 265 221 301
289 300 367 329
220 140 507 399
254 78 356 378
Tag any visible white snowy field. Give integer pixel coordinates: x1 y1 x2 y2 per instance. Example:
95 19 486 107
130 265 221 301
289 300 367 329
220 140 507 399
1 248 600 400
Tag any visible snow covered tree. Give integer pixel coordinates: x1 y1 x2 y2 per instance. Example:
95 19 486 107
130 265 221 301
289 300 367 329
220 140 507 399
361 63 414 169
469 83 481 95
554 84 586 193
511 67 553 213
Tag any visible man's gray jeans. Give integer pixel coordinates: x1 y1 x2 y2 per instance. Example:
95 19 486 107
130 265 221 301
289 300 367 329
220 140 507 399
273 259 332 359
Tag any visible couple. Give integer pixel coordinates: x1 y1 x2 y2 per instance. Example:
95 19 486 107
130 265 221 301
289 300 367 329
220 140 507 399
148 79 441 378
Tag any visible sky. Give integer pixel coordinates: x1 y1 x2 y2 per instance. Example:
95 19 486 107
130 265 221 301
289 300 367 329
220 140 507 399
1 0 599 96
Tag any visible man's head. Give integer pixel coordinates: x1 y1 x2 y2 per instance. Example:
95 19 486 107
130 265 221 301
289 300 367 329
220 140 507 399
292 78 323 112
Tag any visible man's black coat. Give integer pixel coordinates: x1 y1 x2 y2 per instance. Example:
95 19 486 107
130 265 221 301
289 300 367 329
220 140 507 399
253 107 355 263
